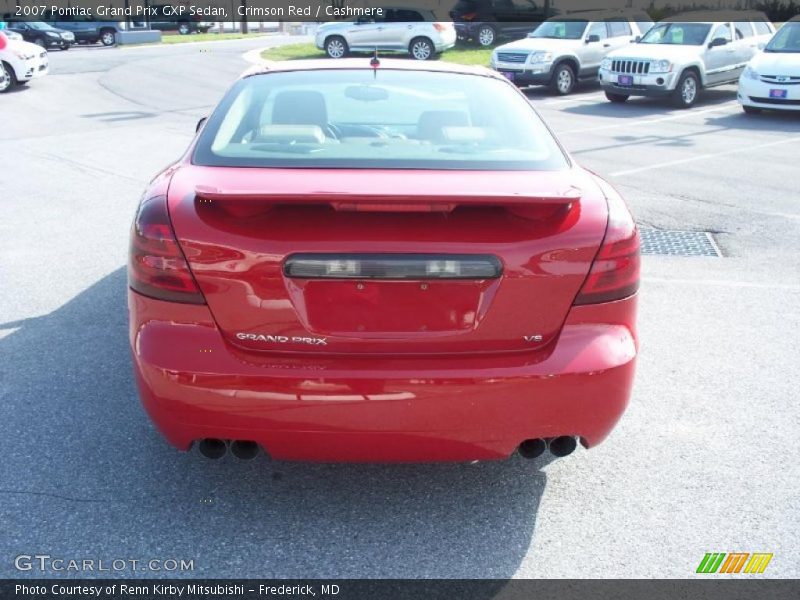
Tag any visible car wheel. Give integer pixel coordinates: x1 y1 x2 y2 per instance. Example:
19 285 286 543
742 105 762 115
0 61 17 93
325 36 348 59
671 70 700 108
100 29 116 46
477 25 496 47
178 23 190 35
549 63 576 95
61 44 70 51
35 38 47 49
605 91 629 103
409 37 434 60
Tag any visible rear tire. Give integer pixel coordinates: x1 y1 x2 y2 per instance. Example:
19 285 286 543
476 25 496 47
0 61 18 93
670 70 700 108
549 63 576 95
325 35 348 59
178 23 190 35
409 37 434 60
605 91 629 103
35 38 47 49
100 29 116 46
742 105 762 115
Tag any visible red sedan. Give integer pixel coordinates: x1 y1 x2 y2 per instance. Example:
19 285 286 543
128 59 639 462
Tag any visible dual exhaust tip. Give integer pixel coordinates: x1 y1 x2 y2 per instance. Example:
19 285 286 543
198 436 577 461
518 436 578 459
197 439 260 460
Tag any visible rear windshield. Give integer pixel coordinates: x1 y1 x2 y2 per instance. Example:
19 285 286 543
192 69 569 171
640 23 712 45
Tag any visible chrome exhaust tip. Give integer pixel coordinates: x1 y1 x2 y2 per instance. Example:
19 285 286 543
518 438 547 459
549 435 577 457
230 440 259 461
198 438 227 459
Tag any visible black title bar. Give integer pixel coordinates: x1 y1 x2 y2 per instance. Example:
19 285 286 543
3 1 800 23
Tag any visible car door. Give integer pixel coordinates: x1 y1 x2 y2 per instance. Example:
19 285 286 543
605 19 635 54
734 21 760 69
389 9 426 50
704 23 736 85
580 22 609 74
6 21 32 43
345 13 388 49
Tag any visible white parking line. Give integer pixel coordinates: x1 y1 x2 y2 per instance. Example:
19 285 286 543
535 92 607 106
610 135 800 177
558 103 740 135
643 277 800 291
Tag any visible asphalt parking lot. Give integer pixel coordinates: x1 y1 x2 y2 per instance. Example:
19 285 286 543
0 39 798 578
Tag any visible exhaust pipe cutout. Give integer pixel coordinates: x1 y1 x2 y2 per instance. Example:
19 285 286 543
198 438 227 459
518 438 547 459
230 440 259 461
548 435 578 457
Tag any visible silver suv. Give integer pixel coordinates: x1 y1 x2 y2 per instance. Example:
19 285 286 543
490 12 653 95
315 7 456 61
599 14 775 107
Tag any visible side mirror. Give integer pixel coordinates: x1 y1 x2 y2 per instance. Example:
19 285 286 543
196 117 207 133
634 35 641 42
708 37 728 48
586 34 600 44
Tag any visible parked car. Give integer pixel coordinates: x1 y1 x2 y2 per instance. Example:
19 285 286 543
5 21 75 50
450 0 556 46
0 33 48 93
128 58 640 463
148 4 213 35
315 8 456 60
739 17 800 114
43 13 121 46
599 13 775 108
491 11 654 94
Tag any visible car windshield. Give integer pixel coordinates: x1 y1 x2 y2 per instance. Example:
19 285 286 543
26 21 57 31
765 22 800 53
530 21 589 40
639 23 712 45
194 69 569 171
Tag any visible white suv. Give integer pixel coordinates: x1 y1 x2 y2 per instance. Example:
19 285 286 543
491 12 654 95
315 7 456 61
599 14 775 108
0 33 49 94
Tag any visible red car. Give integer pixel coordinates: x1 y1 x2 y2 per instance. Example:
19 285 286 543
128 59 639 463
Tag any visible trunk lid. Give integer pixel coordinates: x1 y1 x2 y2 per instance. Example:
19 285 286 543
167 166 608 355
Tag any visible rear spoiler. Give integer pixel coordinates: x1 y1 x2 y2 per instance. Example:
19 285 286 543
194 185 581 213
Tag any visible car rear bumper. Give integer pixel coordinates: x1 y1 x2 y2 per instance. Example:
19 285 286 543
129 290 637 462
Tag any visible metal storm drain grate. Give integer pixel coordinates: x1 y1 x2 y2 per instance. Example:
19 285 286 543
639 229 722 257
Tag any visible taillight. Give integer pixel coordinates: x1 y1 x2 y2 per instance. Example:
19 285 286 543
462 12 477 21
128 195 205 304
574 185 640 305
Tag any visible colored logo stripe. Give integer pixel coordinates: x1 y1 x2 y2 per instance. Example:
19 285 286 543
697 553 726 573
744 553 773 573
697 552 773 574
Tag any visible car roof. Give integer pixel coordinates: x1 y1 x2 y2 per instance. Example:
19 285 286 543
552 10 651 21
241 58 503 80
662 10 771 22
